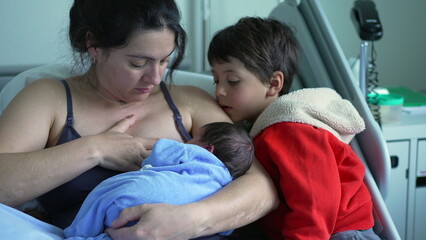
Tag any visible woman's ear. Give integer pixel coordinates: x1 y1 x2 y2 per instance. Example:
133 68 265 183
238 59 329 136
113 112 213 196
86 32 98 59
267 71 284 97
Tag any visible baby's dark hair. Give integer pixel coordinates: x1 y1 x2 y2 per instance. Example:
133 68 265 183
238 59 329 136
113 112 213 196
68 0 186 81
208 17 299 95
199 122 254 179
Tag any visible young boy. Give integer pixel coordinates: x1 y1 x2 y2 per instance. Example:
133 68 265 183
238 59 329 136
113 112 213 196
64 122 253 239
208 17 380 240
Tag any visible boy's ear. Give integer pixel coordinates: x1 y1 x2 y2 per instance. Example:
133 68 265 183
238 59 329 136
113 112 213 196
267 71 284 97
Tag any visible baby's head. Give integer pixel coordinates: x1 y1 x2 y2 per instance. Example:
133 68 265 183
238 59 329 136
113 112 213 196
208 17 299 95
192 122 254 179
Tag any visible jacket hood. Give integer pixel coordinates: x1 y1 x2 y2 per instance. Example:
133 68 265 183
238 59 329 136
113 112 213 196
249 88 365 144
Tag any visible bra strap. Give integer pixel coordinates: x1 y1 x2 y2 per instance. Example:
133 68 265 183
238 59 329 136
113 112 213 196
60 80 74 126
160 82 192 142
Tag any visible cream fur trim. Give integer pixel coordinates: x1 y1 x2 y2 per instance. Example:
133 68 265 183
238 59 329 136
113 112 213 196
250 88 365 144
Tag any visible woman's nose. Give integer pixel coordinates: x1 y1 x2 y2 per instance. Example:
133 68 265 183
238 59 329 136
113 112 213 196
144 64 163 85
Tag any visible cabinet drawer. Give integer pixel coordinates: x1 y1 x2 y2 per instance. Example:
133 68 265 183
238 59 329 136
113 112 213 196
386 140 409 239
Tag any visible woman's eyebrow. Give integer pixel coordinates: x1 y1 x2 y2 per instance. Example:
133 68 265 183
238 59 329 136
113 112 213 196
126 50 174 60
126 54 153 60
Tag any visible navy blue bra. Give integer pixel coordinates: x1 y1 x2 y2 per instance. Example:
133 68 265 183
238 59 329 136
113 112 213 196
38 80 192 228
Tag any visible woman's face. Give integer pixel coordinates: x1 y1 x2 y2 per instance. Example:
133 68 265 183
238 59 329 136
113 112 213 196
212 57 271 123
93 29 176 103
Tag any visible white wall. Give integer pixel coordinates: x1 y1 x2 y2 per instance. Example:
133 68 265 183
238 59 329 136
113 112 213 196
1 0 425 91
319 0 426 91
189 0 426 91
0 0 72 74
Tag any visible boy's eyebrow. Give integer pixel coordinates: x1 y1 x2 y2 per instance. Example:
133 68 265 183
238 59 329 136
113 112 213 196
220 70 238 75
211 69 236 74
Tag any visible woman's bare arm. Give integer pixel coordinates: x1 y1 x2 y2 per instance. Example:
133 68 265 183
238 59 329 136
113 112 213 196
0 79 96 206
182 86 278 234
106 87 278 240
0 79 151 206
106 158 277 240
192 159 278 236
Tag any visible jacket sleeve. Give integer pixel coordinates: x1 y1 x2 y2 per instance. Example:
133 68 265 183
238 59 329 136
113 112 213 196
255 122 347 239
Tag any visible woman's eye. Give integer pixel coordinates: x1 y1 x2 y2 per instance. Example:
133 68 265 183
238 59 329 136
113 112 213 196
131 63 142 68
160 58 170 65
131 60 149 68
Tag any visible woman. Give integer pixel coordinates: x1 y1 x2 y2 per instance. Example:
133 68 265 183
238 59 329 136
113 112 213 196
0 1 277 239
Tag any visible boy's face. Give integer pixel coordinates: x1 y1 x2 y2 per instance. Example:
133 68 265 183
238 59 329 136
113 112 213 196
211 57 273 123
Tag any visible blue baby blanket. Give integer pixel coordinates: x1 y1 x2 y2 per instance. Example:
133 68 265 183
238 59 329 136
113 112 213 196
64 138 232 239
0 203 65 240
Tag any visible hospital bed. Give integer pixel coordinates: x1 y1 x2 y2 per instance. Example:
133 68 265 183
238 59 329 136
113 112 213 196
269 0 400 239
0 0 399 239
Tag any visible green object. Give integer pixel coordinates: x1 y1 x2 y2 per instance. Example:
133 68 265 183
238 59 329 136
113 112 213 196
368 93 404 106
386 86 426 107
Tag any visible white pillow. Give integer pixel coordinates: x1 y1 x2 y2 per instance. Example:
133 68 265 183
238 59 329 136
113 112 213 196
0 64 215 115
0 64 80 114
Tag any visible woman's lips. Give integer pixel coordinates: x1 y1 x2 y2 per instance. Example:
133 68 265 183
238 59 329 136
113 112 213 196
135 87 152 94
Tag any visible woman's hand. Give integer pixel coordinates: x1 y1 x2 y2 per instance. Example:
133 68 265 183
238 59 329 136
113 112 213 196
105 203 202 240
94 115 158 172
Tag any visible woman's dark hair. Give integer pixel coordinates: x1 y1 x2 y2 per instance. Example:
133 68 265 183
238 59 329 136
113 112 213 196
69 0 186 81
208 17 299 95
200 122 254 179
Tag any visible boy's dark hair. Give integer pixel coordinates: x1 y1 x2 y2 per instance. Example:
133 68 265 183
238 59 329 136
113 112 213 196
69 0 186 81
200 122 254 179
208 17 299 95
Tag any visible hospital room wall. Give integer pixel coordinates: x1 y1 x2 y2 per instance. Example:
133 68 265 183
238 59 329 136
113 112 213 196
318 0 426 92
0 0 425 92
0 0 72 75
195 0 426 91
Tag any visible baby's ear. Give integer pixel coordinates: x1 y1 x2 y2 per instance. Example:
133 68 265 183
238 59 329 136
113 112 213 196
267 71 284 97
205 144 214 153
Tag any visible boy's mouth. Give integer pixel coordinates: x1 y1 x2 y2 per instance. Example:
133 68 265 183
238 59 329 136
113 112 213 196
220 104 232 113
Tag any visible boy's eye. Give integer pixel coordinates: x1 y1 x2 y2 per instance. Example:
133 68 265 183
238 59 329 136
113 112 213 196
228 79 240 86
211 74 219 85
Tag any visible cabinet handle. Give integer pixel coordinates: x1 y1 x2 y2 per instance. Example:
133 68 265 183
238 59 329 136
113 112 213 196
417 177 426 187
390 155 399 168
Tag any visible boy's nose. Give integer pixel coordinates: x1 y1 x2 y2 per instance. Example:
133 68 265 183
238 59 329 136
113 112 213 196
215 84 226 97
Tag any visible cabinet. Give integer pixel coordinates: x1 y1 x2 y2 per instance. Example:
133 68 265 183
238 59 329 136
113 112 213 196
382 114 426 240
385 140 409 238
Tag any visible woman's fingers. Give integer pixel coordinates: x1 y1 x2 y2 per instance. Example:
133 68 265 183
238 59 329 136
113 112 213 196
109 115 137 133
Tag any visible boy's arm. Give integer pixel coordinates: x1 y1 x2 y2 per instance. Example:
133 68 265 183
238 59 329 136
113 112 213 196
259 123 342 239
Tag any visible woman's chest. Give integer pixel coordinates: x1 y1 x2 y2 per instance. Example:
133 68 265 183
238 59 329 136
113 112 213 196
50 96 191 146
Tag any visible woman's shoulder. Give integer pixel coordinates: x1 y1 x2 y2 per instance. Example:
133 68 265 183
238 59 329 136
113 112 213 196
168 85 217 107
24 78 65 94
166 84 217 106
14 78 66 105
168 84 213 97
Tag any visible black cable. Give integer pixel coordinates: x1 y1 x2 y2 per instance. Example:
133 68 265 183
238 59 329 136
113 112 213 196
366 41 382 127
